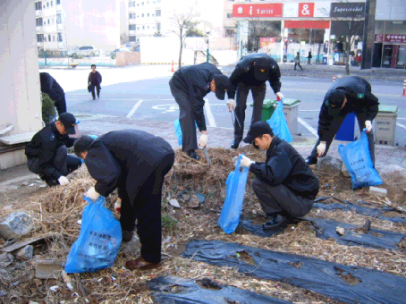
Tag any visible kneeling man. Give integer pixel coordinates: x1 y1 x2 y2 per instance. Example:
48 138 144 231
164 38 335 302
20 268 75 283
240 121 319 229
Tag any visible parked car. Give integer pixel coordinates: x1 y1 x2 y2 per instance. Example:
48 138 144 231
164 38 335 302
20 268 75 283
69 46 100 57
111 48 131 57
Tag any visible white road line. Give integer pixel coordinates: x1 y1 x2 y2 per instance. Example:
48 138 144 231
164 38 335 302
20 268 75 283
299 110 320 112
126 99 143 118
298 117 318 138
396 122 406 130
398 118 406 120
204 98 217 128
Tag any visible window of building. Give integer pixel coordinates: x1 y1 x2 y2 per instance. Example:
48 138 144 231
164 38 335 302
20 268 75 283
58 33 63 42
157 22 161 32
137 27 139 30
48 19 50 25
35 2 42 10
52 18 55 25
142 13 144 17
36 34 44 42
156 0 160 3
56 0 60 4
227 13 233 18
48 34 51 41
147 13 149 17
129 24 136 30
142 2 144 5
156 9 161 17
129 36 136 42
57 13 62 24
50 1 53 7
129 13 136 19
53 35 55 42
47 2 49 7
147 26 149 29
36 18 43 26
129 1 135 7
142 26 145 29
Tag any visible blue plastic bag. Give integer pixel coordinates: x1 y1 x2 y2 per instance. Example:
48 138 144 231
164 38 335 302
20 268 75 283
338 130 382 189
266 99 293 143
65 196 122 273
217 154 249 234
174 119 198 147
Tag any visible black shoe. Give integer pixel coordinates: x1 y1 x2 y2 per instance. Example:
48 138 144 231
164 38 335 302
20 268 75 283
187 150 200 161
122 230 134 242
262 213 290 230
45 178 60 187
305 157 317 165
231 140 241 149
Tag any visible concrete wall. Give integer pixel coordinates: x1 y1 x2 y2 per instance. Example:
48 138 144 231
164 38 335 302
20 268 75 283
116 52 140 66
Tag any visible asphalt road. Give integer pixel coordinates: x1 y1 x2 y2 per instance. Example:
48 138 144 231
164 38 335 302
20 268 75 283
66 76 406 147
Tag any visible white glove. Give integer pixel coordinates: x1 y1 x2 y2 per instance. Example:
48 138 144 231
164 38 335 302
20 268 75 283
227 99 236 112
240 156 255 168
365 120 372 133
114 198 122 214
86 187 100 201
58 176 69 186
276 92 284 101
198 134 208 148
317 142 326 157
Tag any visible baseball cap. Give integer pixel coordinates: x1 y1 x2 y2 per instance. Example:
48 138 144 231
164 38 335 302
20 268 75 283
243 121 273 144
326 89 346 116
58 112 77 135
214 75 230 100
253 57 270 82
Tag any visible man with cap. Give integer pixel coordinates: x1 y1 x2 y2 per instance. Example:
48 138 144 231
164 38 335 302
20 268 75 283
169 62 230 160
228 53 283 149
40 72 67 115
25 113 82 187
239 121 319 229
305 76 379 165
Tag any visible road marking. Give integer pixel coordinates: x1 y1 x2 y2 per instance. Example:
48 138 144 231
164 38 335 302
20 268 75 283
126 99 143 118
397 122 406 130
298 117 318 138
299 110 320 112
398 118 406 120
204 98 217 128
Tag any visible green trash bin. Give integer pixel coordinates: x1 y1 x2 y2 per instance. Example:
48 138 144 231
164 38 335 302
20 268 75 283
250 99 278 121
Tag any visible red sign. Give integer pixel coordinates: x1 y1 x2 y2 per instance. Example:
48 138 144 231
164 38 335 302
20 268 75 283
299 3 314 17
233 4 283 18
285 21 330 29
384 34 406 44
260 37 276 48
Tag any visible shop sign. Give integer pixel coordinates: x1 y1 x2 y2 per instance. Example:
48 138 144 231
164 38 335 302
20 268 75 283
330 2 365 18
260 37 276 48
314 2 330 18
299 3 314 17
283 2 298 18
384 34 406 43
375 34 383 43
233 3 283 18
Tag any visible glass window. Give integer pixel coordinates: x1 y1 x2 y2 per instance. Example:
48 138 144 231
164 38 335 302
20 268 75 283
247 21 281 52
36 18 43 26
51 1 53 7
129 24 136 30
48 35 51 41
157 23 161 32
147 13 150 17
57 13 62 24
35 2 42 10
142 13 144 17
130 36 136 42
56 0 60 4
58 33 62 42
156 10 161 17
37 34 43 42
227 13 233 18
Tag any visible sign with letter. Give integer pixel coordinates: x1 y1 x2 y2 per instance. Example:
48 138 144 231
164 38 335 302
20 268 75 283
299 3 314 17
330 2 365 18
233 3 283 18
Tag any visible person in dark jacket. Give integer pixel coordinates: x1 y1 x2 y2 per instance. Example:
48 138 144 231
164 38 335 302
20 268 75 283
240 121 319 229
25 112 82 186
294 52 303 71
307 51 312 65
39 72 67 115
306 76 379 166
74 130 174 271
169 62 230 160
88 64 102 100
227 53 283 149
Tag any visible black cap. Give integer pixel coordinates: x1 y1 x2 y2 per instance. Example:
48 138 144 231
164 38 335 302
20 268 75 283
214 75 230 100
254 58 270 82
243 121 273 144
326 89 346 116
58 112 77 135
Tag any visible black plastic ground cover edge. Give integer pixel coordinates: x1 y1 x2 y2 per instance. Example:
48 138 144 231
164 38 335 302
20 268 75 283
147 275 292 304
182 240 406 304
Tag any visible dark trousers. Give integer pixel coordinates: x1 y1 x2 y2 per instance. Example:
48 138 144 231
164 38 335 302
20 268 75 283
90 84 101 99
252 177 314 218
27 145 82 178
55 96 67 115
169 79 198 152
294 62 303 70
234 83 266 142
119 153 174 263
310 112 375 166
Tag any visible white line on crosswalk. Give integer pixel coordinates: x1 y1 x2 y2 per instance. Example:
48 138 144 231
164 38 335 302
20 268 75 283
204 98 217 128
298 117 318 138
126 99 143 118
397 122 406 130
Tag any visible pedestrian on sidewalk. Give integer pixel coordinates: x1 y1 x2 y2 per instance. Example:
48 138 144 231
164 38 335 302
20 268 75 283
305 76 379 166
239 121 319 229
294 52 303 71
74 130 174 271
307 51 312 65
169 62 230 160
40 72 67 115
88 64 102 100
25 113 82 187
227 53 283 149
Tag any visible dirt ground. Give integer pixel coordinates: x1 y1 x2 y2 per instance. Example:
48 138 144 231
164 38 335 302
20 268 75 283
0 148 405 304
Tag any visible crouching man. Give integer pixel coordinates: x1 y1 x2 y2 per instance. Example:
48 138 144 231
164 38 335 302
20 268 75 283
240 121 319 230
74 130 174 270
25 113 82 186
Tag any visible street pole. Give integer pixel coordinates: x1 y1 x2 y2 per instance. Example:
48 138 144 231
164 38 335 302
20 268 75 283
361 0 376 69
206 37 210 63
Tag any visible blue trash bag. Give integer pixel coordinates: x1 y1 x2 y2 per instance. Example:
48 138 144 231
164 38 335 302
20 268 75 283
217 154 249 234
65 196 122 273
266 99 293 143
338 130 383 189
174 119 198 147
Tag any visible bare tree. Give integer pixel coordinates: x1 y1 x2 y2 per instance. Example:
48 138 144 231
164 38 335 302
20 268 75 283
169 4 199 68
120 33 129 45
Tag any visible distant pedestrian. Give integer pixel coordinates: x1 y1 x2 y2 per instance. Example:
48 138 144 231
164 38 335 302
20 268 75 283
88 64 102 100
307 51 312 65
294 52 303 71
39 72 67 115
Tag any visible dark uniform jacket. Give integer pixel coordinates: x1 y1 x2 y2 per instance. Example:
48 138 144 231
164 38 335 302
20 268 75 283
228 53 282 99
84 130 174 204
88 71 102 86
170 62 228 132
250 136 319 200
25 123 75 179
39 72 65 104
318 76 379 142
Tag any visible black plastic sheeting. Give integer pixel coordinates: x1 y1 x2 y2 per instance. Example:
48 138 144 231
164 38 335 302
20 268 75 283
182 240 406 304
314 197 406 224
239 218 406 251
148 276 292 304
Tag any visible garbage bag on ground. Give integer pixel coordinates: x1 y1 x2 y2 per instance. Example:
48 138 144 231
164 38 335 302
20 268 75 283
338 130 382 189
182 239 406 304
217 154 249 234
174 119 198 147
65 196 122 273
266 99 293 143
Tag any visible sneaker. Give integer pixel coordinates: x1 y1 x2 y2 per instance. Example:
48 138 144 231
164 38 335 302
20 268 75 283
305 157 317 165
262 213 290 230
187 150 200 161
122 230 134 242
230 140 241 149
45 178 60 187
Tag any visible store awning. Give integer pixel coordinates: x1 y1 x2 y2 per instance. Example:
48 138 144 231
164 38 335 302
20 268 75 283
285 21 330 29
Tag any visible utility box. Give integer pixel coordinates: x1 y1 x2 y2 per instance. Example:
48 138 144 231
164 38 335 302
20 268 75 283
282 98 301 135
250 99 277 122
374 105 398 146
